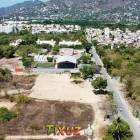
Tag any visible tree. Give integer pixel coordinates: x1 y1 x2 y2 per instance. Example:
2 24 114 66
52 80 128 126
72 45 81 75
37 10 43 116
78 53 92 64
19 29 30 35
14 95 31 104
2 45 15 58
0 33 10 45
92 40 98 47
102 57 113 73
132 51 140 63
0 68 12 82
16 45 40 57
91 77 107 90
80 64 94 79
104 117 133 140
0 107 17 122
22 33 37 45
70 72 83 84
84 42 92 53
52 46 60 55
22 56 34 68
96 46 106 57
47 57 53 62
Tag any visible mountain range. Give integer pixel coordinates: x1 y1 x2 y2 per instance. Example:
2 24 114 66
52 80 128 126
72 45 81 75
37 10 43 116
0 0 139 22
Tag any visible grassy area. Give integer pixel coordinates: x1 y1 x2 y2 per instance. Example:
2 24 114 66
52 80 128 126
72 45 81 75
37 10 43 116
36 62 55 68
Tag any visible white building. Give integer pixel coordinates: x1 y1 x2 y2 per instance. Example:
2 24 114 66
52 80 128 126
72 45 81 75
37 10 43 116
55 55 77 69
36 39 56 46
59 40 82 46
34 55 47 63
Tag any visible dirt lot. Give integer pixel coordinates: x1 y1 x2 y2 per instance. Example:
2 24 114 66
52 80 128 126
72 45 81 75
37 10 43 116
0 100 94 135
30 73 108 140
30 74 101 104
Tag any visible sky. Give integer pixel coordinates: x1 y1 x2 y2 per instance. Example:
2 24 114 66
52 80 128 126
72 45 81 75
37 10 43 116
0 0 47 8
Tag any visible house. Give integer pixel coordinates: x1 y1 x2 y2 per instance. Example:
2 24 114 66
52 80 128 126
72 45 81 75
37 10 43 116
36 39 56 46
59 40 82 46
0 58 24 73
34 55 47 63
55 55 77 69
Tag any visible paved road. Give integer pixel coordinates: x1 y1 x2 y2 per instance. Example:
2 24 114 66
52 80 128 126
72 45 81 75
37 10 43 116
91 46 140 140
32 68 79 74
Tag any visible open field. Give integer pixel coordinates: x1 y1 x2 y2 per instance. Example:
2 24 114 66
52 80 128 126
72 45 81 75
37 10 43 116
30 73 108 139
30 73 101 104
0 100 94 136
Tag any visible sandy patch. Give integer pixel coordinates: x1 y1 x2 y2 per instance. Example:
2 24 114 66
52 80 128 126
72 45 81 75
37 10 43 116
0 100 16 110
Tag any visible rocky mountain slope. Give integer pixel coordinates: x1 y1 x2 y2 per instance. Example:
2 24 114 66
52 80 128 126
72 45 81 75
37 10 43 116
0 0 139 22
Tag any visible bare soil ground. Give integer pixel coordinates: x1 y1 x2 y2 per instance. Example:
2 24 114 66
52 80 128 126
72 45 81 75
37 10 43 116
0 99 16 109
30 73 109 140
0 100 94 135
64 135 88 140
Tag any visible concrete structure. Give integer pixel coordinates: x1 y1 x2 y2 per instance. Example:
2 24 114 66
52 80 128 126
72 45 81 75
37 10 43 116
59 40 82 46
34 55 47 63
59 48 74 56
36 39 56 46
55 55 77 69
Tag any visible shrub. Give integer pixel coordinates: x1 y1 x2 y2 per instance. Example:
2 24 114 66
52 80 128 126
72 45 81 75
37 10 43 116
80 65 94 79
70 72 81 79
22 56 34 68
0 107 17 122
78 53 92 64
91 77 107 90
47 57 53 62
52 46 60 54
0 68 12 82
29 123 40 131
103 117 133 140
70 72 83 84
14 95 31 104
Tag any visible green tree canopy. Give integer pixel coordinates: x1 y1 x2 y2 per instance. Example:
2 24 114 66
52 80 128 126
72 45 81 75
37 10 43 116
52 46 60 55
2 45 16 58
104 117 133 140
0 68 12 82
80 64 94 79
0 107 17 122
0 33 10 45
91 77 107 90
79 53 92 64
22 56 34 68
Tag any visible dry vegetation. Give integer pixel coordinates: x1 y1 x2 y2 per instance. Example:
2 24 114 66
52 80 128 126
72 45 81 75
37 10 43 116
12 75 37 90
0 100 94 135
0 75 37 91
64 135 88 140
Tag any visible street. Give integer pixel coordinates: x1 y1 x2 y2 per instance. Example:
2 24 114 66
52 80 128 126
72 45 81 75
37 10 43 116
92 46 140 140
